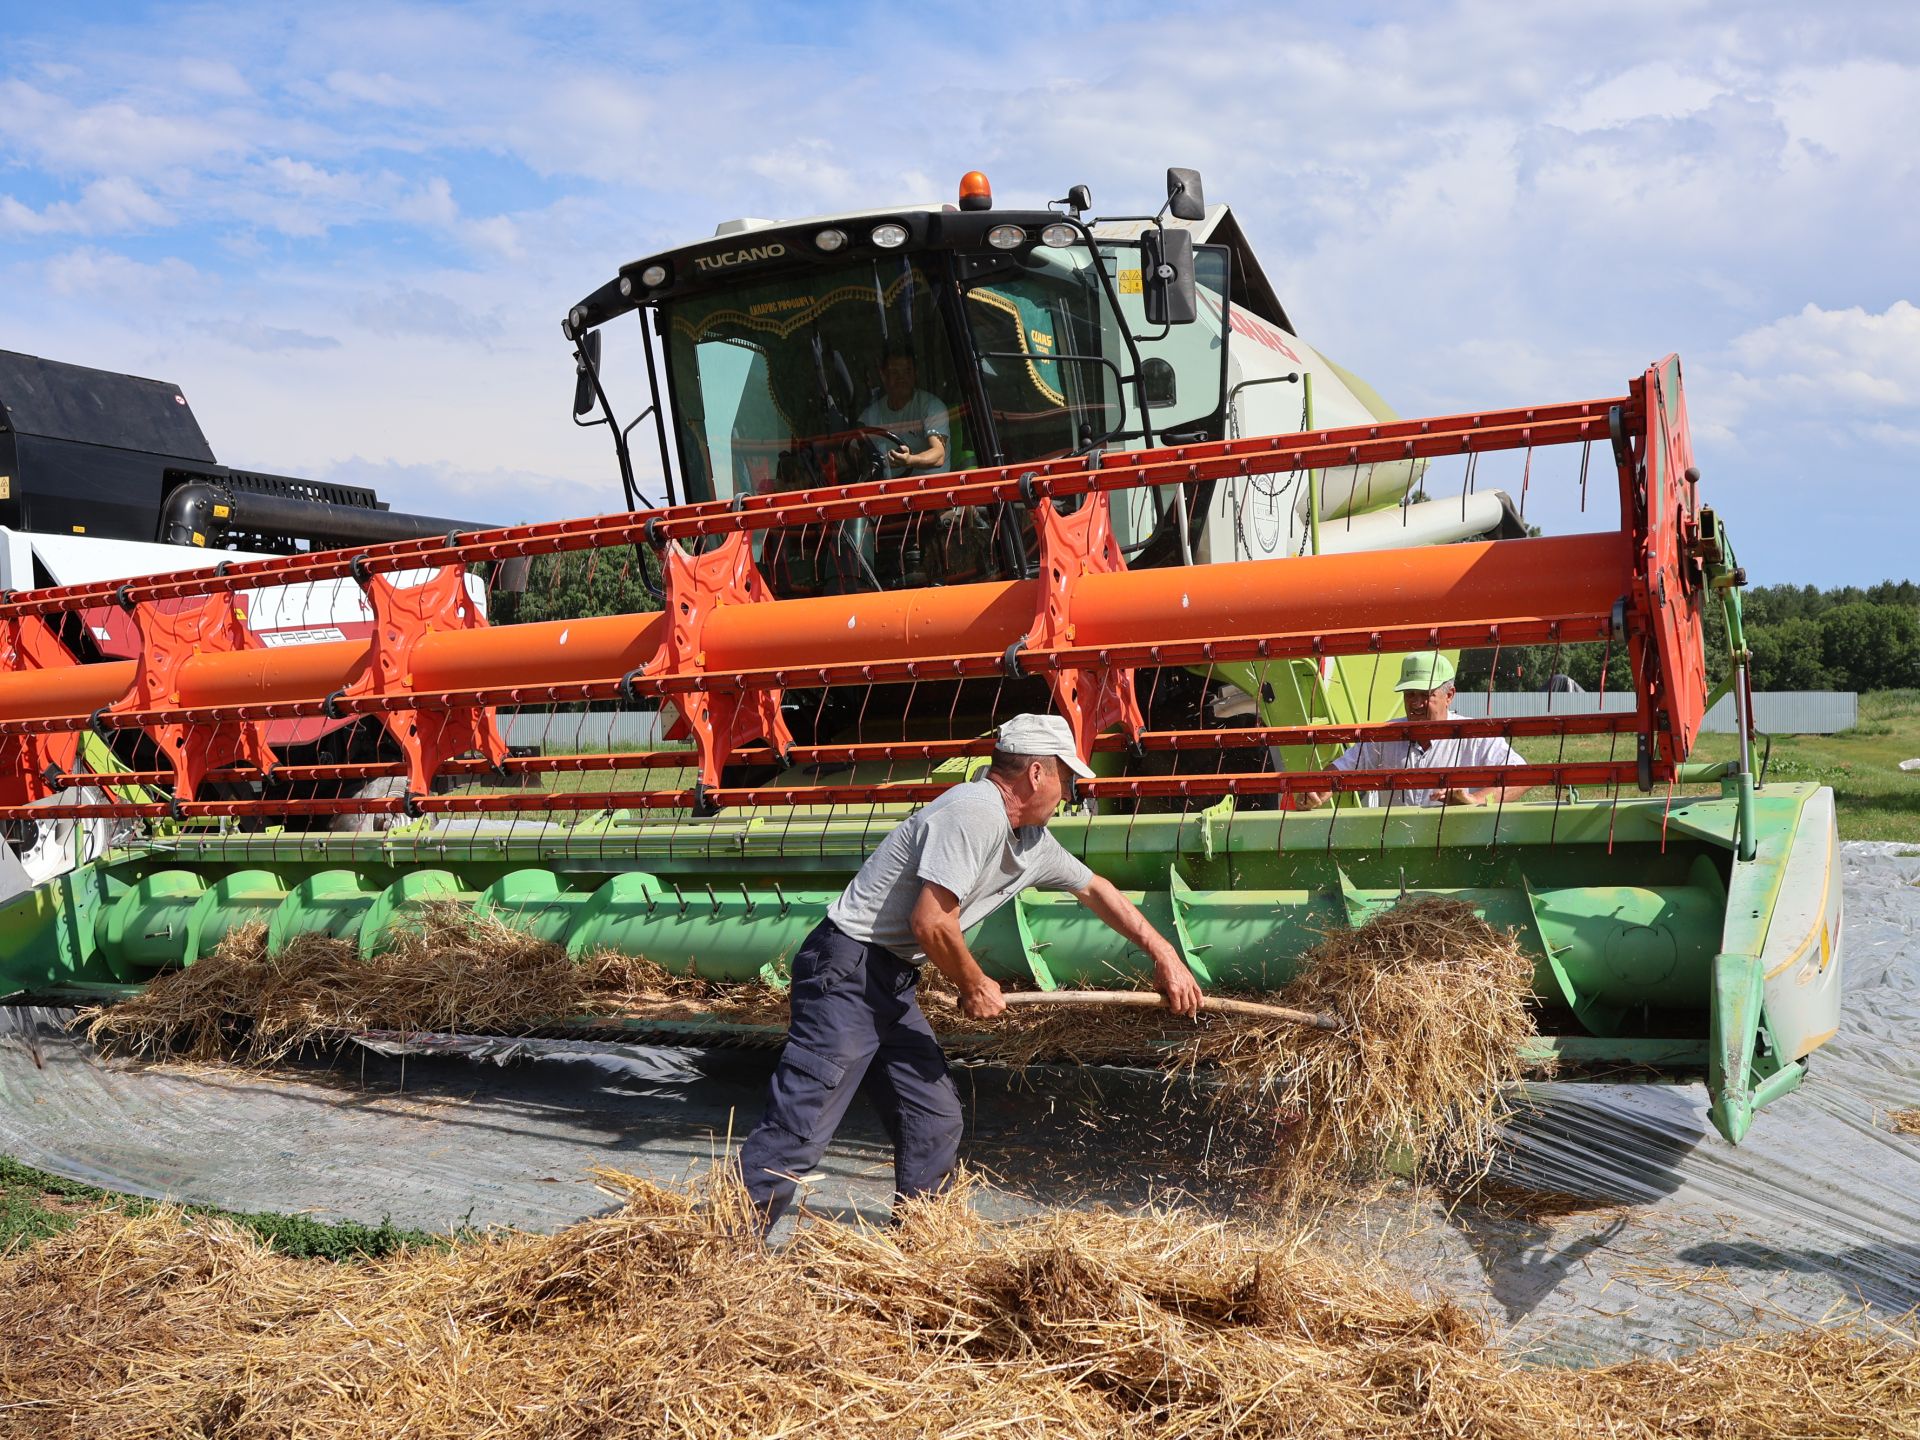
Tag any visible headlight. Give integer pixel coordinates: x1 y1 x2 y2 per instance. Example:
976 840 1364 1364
639 263 669 288
1039 222 1079 248
870 222 909 249
987 224 1026 250
618 276 634 297
814 227 848 252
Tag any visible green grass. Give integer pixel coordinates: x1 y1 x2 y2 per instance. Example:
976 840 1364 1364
1539 690 1920 842
0 1155 444 1260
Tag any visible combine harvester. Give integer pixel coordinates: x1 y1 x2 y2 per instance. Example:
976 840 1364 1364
0 171 1840 1145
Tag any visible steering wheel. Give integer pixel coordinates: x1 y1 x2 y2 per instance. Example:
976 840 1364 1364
837 426 909 486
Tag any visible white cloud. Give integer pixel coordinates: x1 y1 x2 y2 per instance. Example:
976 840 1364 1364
0 79 248 174
1712 300 1920 428
214 321 341 353
349 286 503 344
261 156 368 201
177 58 252 98
746 143 866 211
0 176 171 235
43 247 205 300
323 70 425 108
395 176 460 228
1547 60 1729 132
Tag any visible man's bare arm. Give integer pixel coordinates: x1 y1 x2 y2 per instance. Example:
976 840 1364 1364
1072 874 1204 1016
1444 781 1532 806
889 432 947 472
910 881 1004 1018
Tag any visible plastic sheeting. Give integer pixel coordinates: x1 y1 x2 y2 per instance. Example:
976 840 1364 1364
3 842 1917 1362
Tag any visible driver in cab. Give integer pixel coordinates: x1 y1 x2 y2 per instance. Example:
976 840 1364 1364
863 342 949 477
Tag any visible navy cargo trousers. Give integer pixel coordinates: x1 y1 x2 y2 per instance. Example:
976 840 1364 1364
736 918 964 1230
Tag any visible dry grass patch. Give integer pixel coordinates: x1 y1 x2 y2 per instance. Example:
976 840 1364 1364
1890 1108 1920 1135
1 1169 1915 1440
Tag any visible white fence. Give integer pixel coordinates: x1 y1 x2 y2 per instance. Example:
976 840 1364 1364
1450 691 1858 735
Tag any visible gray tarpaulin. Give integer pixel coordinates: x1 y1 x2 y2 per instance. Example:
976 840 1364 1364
3 843 1917 1363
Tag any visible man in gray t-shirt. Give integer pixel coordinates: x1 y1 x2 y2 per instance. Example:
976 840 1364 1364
860 346 949 478
736 713 1201 1231
825 780 1090 963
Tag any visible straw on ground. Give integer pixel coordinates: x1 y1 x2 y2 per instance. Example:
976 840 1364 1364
1 1168 1914 1440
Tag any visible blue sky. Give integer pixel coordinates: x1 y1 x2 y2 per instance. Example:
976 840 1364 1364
2 0 1914 586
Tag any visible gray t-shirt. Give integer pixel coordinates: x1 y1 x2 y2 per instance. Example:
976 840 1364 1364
827 780 1093 963
860 389 950 475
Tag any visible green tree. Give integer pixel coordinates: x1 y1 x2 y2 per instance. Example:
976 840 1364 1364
487 546 662 627
1816 603 1920 692
1748 616 1830 690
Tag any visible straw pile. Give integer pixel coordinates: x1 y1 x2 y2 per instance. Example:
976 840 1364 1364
976 899 1541 1191
3 1169 1916 1440
1891 1108 1920 1136
1199 898 1539 1188
76 906 770 1064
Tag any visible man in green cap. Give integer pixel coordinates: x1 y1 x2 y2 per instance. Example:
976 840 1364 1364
1296 652 1532 809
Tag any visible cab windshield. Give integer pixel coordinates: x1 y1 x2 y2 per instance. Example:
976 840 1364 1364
959 243 1130 465
662 255 964 504
655 238 1165 594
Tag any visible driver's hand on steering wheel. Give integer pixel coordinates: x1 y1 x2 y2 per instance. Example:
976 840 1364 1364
888 444 914 470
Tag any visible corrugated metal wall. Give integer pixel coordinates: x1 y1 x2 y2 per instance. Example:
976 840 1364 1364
497 710 663 750
1450 691 1858 734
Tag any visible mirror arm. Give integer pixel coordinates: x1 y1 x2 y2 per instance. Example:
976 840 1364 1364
569 332 644 512
639 311 680 508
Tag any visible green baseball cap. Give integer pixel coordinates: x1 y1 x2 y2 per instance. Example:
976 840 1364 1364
1392 652 1456 693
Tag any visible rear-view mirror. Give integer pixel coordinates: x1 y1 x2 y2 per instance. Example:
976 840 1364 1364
572 329 603 418
1141 226 1198 326
1166 167 1206 223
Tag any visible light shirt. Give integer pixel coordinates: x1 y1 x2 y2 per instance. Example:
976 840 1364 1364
828 779 1093 963
860 388 950 475
1327 709 1525 808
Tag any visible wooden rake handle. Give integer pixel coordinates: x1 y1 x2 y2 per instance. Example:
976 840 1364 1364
1000 990 1341 1032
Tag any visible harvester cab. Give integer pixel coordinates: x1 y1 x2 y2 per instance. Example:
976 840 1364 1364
566 170 1525 557
0 170 1843 1149
563 169 1529 768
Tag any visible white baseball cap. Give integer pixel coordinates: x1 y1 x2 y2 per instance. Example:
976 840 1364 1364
994 713 1095 780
